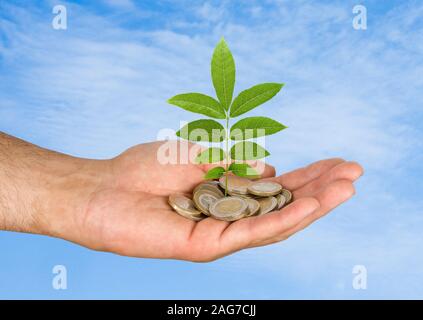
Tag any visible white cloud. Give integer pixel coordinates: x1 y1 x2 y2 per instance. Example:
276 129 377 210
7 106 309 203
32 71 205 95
196 2 225 23
1 0 422 297
102 0 135 10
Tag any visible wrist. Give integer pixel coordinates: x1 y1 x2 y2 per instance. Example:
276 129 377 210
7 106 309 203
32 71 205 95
0 133 114 239
35 156 114 241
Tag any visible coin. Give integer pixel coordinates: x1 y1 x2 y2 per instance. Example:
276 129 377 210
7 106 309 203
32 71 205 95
193 182 224 197
281 189 293 204
248 181 282 197
193 181 219 193
169 180 293 222
193 189 223 215
228 191 259 199
168 194 206 221
256 197 278 215
276 194 287 210
209 197 249 221
219 175 252 195
193 181 218 191
243 197 260 217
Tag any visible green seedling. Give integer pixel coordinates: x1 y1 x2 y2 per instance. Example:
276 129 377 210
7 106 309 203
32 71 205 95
168 38 287 195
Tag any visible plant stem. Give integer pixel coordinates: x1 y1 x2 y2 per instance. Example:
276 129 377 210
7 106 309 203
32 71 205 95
225 115 230 196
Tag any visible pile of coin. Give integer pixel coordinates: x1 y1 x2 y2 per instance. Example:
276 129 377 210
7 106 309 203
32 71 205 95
168 175 293 222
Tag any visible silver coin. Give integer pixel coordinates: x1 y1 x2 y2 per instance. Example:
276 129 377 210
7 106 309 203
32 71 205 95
256 197 278 215
193 182 224 197
193 189 223 215
228 191 260 199
168 194 206 221
209 197 249 221
281 189 293 204
219 175 252 195
248 181 282 197
243 197 260 217
276 194 287 210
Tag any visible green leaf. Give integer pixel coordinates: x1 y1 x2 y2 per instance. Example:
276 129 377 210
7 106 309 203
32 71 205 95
195 148 226 164
176 119 225 142
204 166 225 179
230 116 287 140
211 38 236 110
228 163 259 178
230 83 284 117
168 93 226 119
230 142 270 160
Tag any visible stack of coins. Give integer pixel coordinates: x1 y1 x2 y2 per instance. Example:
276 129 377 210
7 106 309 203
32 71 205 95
168 175 293 222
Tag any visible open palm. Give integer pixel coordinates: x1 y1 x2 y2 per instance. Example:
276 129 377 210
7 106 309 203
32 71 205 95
77 141 363 262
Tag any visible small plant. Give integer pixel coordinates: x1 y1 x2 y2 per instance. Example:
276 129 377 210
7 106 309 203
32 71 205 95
167 38 286 194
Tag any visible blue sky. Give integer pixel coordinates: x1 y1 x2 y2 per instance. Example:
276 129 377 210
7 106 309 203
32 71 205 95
0 0 422 299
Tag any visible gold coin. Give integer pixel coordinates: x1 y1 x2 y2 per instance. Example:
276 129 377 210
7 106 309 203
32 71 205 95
219 175 252 195
248 181 282 197
168 194 206 221
257 197 278 215
276 194 287 210
281 189 293 204
209 197 249 221
193 189 223 216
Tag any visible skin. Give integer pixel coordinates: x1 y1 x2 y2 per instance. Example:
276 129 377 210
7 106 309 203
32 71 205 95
0 132 363 262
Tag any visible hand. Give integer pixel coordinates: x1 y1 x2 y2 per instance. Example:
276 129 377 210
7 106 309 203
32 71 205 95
0 135 363 262
65 141 363 262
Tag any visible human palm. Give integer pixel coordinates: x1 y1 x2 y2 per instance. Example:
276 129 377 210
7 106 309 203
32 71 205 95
77 141 363 262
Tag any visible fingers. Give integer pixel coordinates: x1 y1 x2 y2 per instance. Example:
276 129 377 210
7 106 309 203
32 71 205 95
253 161 276 178
269 158 345 190
219 197 320 253
261 162 276 178
293 161 363 198
279 179 356 240
179 157 362 262
179 174 360 262
180 217 231 261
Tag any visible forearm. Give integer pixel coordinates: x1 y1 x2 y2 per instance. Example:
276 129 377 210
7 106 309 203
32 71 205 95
0 132 111 237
